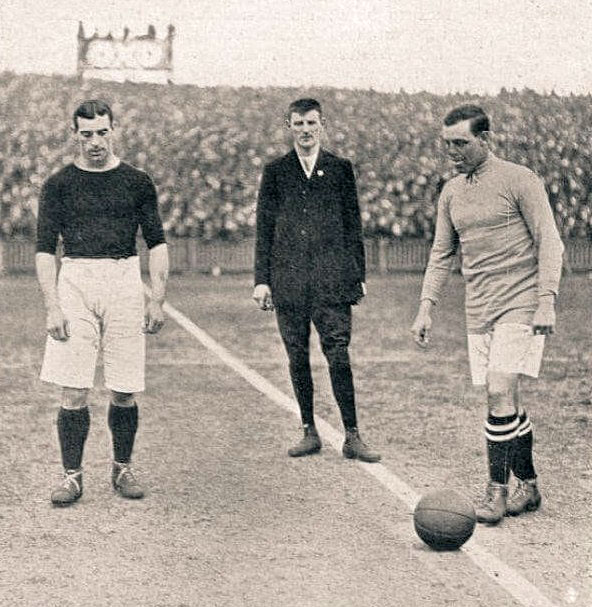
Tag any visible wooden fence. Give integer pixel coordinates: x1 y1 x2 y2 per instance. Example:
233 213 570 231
1 237 589 274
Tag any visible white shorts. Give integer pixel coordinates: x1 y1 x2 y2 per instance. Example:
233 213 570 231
40 256 145 393
467 323 545 386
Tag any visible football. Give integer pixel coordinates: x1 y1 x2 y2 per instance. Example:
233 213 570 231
413 489 476 551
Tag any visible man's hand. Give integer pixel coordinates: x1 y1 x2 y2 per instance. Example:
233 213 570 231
411 300 434 348
253 284 274 311
144 299 165 334
532 297 556 335
46 304 70 341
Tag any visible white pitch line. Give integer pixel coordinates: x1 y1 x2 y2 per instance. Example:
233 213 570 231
156 291 558 607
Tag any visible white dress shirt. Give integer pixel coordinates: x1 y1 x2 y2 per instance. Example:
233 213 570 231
296 147 320 179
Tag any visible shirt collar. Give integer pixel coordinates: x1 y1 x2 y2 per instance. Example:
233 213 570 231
74 156 121 173
295 146 320 178
466 152 494 182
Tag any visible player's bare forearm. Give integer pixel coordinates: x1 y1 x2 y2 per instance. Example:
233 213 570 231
35 252 60 310
532 293 556 335
411 298 435 348
144 244 168 335
148 243 169 305
36 252 70 340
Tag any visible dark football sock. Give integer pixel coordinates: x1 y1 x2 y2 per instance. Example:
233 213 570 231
108 403 138 464
328 362 358 431
57 406 90 471
484 412 519 485
512 409 537 480
289 361 315 427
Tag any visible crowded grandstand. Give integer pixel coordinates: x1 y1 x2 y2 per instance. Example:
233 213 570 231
1 72 591 241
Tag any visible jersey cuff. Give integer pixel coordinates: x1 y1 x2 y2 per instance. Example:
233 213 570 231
420 295 438 305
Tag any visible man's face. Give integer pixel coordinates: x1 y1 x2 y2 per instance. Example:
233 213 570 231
287 109 323 151
74 114 114 168
441 119 488 173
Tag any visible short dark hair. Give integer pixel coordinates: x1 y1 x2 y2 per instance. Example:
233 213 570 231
444 104 489 136
287 98 323 119
72 99 113 130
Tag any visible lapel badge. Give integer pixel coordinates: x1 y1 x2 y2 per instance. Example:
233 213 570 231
317 169 324 177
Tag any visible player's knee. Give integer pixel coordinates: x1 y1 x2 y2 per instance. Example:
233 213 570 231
111 391 136 407
486 372 519 416
487 371 518 393
61 387 90 409
487 393 514 417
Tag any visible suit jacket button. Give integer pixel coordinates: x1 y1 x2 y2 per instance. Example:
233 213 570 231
300 229 306 236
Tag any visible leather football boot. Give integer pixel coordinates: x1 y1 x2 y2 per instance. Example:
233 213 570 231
475 481 507 524
342 429 381 463
288 425 322 457
112 463 145 499
506 479 542 516
51 469 83 507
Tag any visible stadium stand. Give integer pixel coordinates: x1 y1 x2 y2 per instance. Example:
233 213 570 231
0 73 591 272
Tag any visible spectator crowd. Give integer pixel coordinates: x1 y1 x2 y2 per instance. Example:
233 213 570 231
1 72 592 241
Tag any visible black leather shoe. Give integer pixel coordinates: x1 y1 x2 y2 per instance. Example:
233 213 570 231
342 429 381 463
288 425 322 457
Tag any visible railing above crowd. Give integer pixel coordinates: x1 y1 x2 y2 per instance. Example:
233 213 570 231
0 72 591 272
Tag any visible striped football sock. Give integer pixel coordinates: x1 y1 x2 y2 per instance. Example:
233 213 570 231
484 412 520 485
511 408 537 481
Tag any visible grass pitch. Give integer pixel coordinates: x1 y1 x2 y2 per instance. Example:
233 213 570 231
0 272 590 606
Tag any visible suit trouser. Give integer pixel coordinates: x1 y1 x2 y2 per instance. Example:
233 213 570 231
275 302 358 430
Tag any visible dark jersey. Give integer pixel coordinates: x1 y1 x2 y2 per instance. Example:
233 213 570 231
36 162 166 258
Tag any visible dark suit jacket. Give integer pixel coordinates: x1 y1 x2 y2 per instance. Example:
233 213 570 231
254 148 365 308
